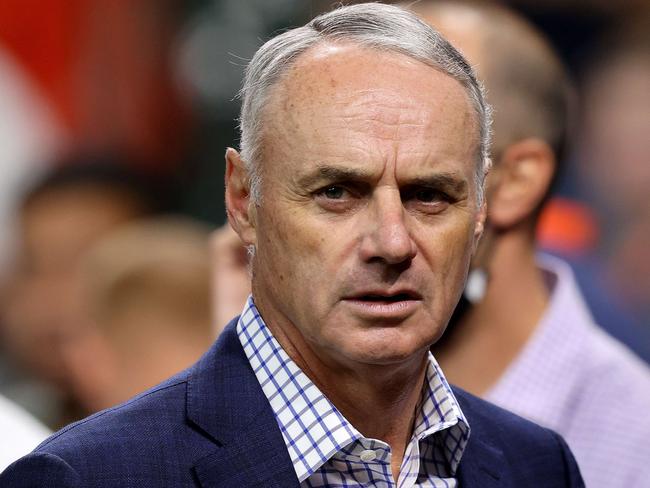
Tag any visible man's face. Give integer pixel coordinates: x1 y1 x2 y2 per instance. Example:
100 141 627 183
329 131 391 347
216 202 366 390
239 44 484 369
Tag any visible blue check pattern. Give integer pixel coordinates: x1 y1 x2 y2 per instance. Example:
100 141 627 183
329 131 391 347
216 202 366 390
238 296 470 487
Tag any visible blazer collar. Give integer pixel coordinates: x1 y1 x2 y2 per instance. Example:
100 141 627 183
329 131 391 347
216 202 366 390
187 319 300 487
456 435 503 487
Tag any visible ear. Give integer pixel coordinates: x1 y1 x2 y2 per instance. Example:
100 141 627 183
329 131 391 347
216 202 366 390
488 138 555 229
225 148 257 247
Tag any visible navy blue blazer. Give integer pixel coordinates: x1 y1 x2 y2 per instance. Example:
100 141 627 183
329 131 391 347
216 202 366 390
1 319 584 487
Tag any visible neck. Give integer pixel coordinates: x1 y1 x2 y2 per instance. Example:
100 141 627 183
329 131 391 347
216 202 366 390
434 226 549 396
314 353 428 441
335 363 427 481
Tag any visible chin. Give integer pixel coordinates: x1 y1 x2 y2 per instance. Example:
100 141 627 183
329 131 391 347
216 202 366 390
341 334 431 366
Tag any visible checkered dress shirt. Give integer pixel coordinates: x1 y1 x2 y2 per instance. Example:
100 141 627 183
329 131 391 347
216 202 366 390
237 296 470 487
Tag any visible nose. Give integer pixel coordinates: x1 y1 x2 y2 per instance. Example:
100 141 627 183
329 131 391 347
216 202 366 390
359 189 417 265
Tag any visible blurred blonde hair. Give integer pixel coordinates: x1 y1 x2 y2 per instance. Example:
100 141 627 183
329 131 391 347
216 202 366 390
81 216 212 336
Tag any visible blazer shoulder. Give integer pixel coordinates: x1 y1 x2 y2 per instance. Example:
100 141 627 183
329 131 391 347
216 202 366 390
1 452 82 487
453 385 552 437
37 372 190 455
25 323 243 465
0 368 217 487
452 386 584 486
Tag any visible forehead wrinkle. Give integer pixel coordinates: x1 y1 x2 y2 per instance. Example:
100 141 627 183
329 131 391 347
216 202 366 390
331 85 478 155
337 104 433 145
260 44 481 184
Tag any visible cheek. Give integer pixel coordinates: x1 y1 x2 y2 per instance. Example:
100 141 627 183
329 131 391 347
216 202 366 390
255 204 329 287
255 211 293 283
419 218 475 289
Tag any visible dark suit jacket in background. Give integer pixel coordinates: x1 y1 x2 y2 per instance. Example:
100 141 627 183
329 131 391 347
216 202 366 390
0 318 584 487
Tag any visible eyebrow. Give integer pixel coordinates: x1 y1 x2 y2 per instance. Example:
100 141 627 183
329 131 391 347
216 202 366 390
295 166 373 188
407 174 468 195
296 165 468 194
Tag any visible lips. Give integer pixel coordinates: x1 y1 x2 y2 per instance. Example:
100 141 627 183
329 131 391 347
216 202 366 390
342 288 422 320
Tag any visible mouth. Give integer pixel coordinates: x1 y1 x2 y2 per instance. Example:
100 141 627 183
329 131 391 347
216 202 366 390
342 290 422 319
353 292 419 303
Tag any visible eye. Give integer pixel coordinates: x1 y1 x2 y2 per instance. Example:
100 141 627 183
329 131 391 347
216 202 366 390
402 186 452 214
313 183 363 213
319 185 347 199
414 187 444 203
404 186 449 203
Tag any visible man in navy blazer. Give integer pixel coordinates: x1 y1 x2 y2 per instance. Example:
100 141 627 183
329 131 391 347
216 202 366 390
2 3 583 486
1 319 582 487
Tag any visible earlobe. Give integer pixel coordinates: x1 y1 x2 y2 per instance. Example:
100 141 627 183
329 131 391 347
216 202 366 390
473 200 487 252
225 148 257 246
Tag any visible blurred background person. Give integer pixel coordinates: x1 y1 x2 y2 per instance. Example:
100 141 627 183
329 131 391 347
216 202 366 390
404 2 650 486
0 158 171 427
62 217 213 413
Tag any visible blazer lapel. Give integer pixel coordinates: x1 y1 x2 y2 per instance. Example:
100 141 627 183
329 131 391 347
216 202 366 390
453 387 505 488
456 435 503 488
187 320 300 488
192 412 299 487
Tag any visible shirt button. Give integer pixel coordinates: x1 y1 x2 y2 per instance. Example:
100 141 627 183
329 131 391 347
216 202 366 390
360 450 377 462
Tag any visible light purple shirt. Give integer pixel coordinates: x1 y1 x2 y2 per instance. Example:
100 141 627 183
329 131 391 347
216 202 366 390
486 255 650 487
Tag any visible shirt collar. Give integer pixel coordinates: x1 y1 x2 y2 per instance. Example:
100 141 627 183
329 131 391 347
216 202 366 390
237 296 470 482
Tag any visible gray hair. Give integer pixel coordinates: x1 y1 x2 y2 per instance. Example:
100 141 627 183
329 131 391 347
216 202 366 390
238 2 492 204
